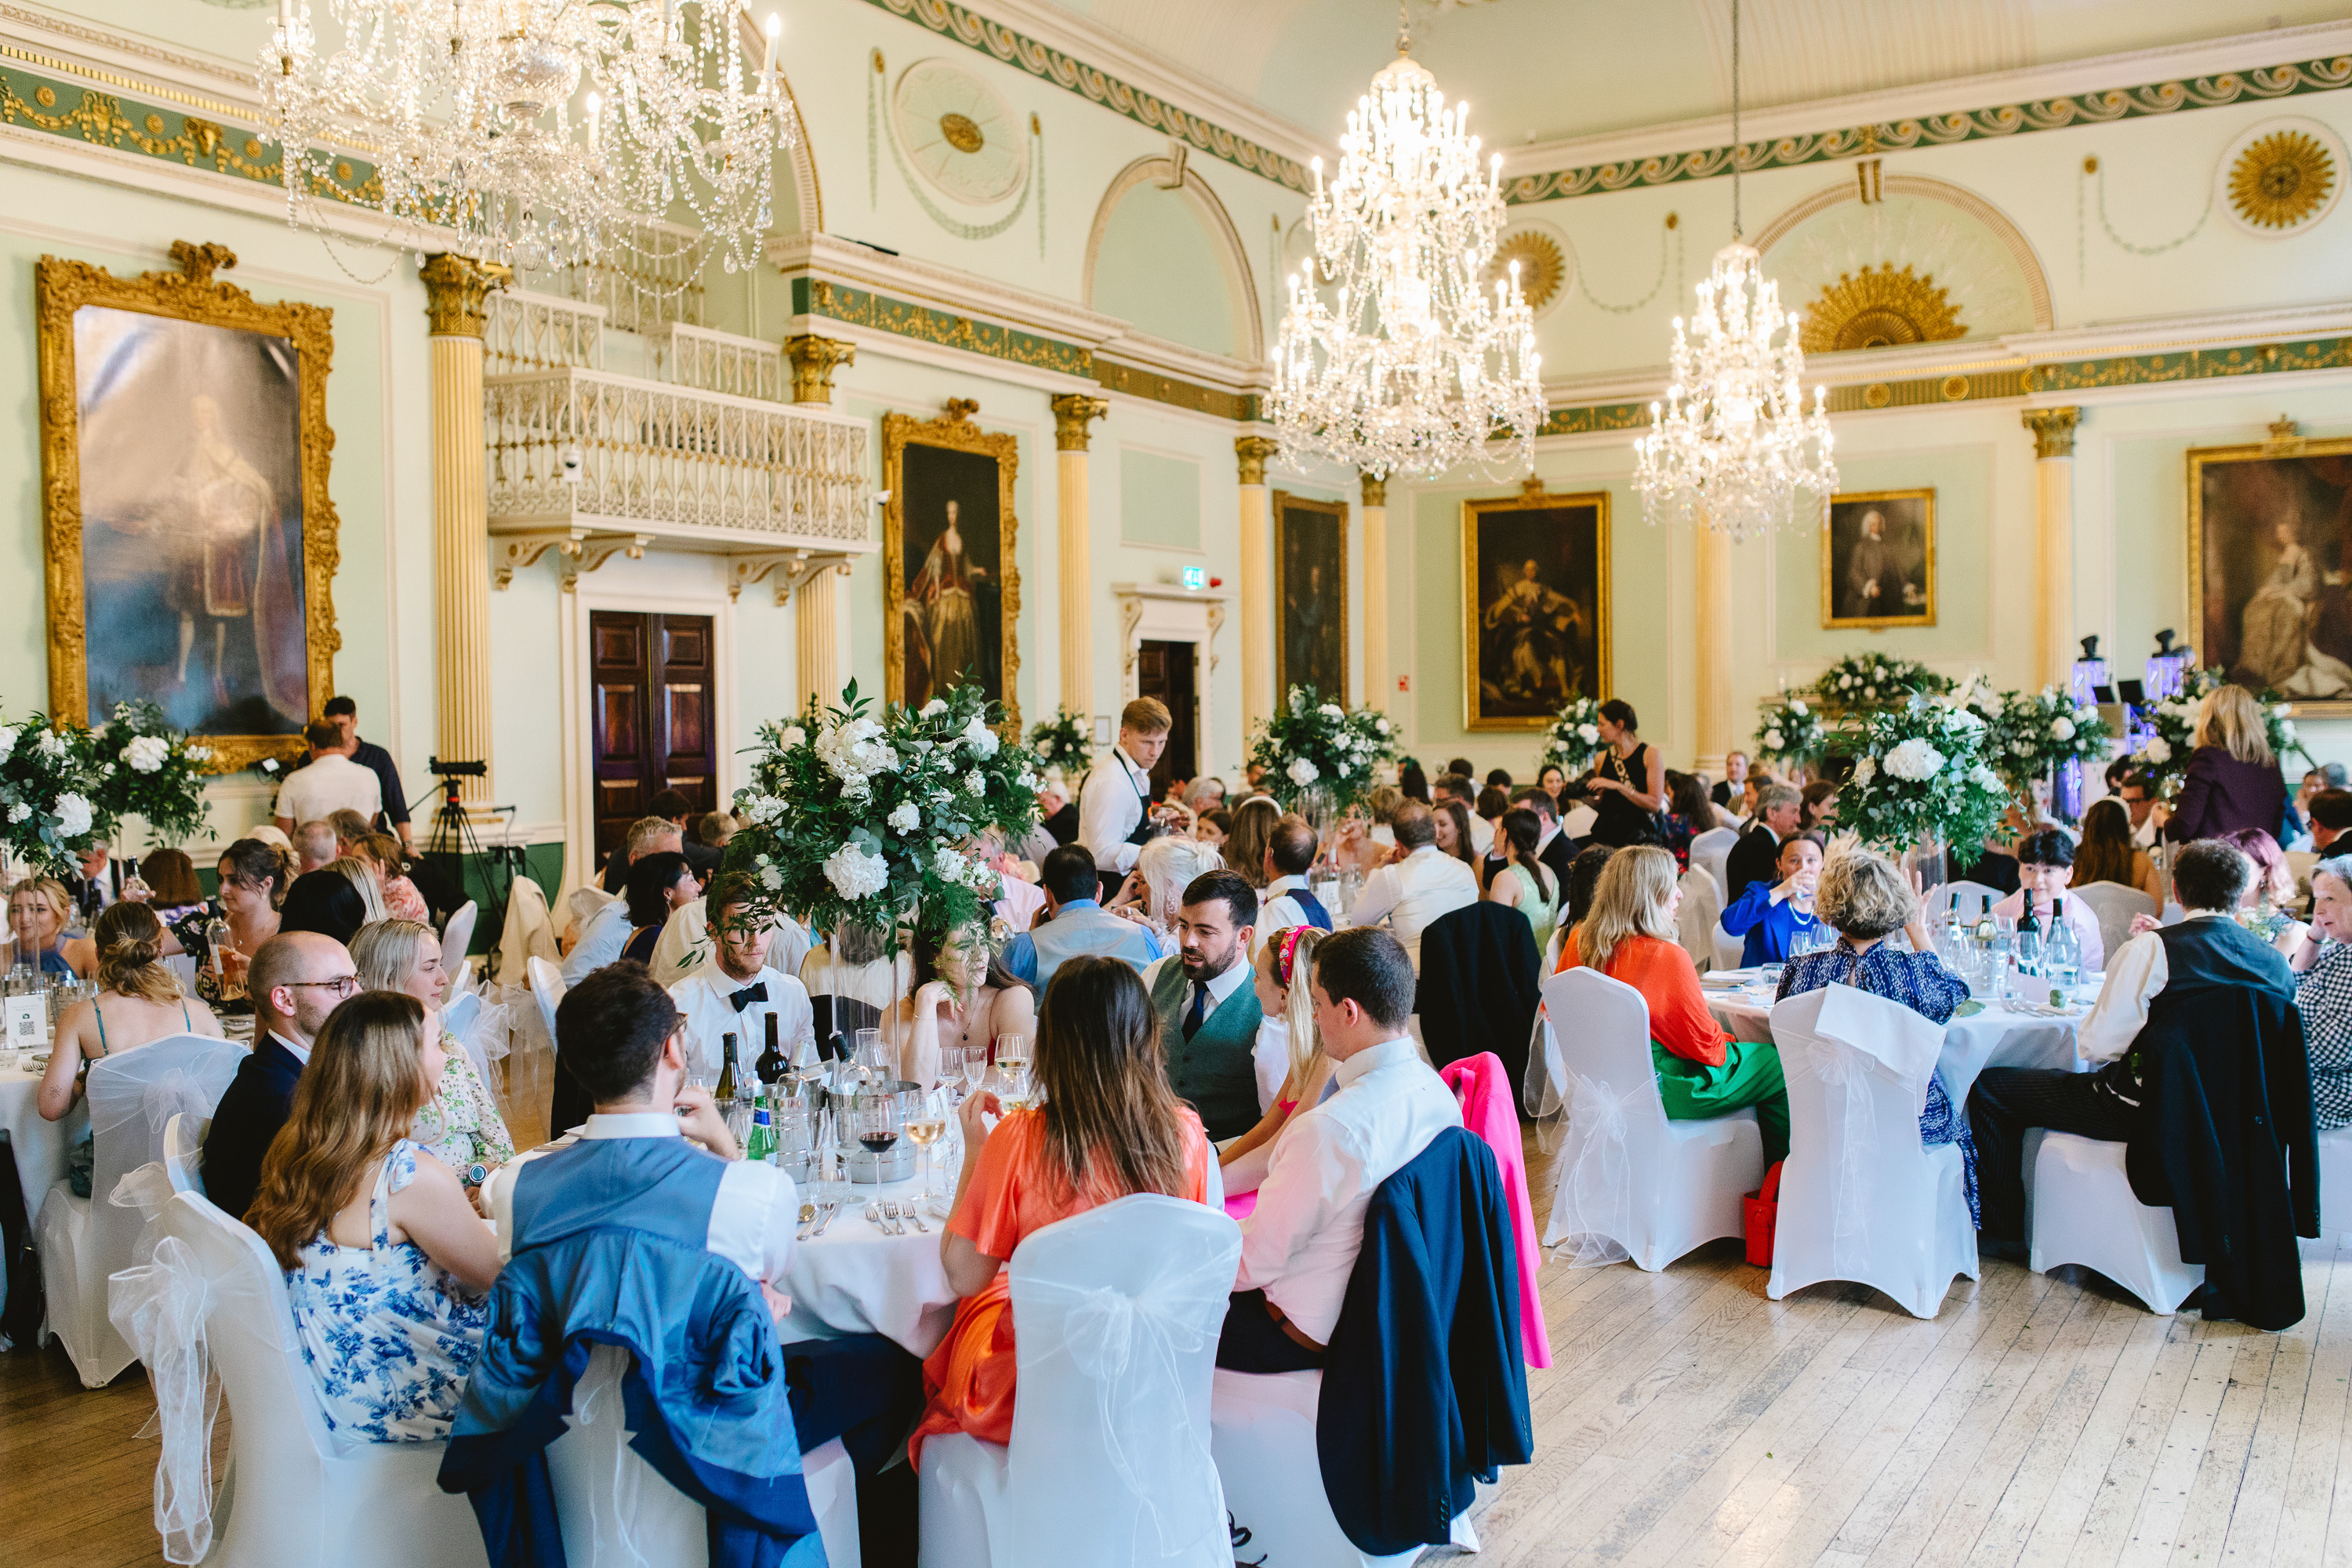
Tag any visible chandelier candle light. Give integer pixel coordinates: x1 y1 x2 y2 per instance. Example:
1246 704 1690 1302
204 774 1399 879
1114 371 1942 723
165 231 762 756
261 0 799 274
1632 0 1836 539
1267 8 1543 481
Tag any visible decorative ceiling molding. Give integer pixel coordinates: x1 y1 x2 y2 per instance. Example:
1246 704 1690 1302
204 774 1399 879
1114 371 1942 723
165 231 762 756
1082 151 1264 362
1752 172 2053 332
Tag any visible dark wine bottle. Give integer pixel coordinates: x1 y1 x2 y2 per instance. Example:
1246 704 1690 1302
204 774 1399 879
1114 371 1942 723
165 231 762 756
757 1012 787 1087
715 1033 739 1106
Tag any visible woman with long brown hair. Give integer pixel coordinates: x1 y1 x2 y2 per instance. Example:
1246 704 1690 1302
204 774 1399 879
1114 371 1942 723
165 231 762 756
908 955 1212 1465
2073 797 2161 900
247 990 496 1443
162 837 292 1011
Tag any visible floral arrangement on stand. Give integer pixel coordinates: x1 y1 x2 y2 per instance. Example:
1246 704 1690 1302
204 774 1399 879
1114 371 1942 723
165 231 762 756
1537 695 1609 776
2132 667 2306 796
1984 686 2114 806
0 713 102 877
85 700 214 848
1247 687 1398 814
1841 696 2009 855
1753 695 1828 770
1025 706 1092 784
1812 652 1953 712
723 681 1042 944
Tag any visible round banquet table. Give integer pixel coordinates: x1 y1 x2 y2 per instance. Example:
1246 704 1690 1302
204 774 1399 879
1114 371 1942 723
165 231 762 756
0 1065 78 1207
782 1173 958 1359
1701 978 2090 1102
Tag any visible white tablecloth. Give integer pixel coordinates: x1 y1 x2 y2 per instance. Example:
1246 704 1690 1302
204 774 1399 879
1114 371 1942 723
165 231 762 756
782 1174 956 1359
0 1067 78 1205
1703 986 2087 1102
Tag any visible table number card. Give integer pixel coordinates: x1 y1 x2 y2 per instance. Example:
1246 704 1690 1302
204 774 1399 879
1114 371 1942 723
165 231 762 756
5 993 47 1047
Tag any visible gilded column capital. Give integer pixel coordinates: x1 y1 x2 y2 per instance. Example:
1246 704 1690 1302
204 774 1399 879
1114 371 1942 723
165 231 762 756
1050 392 1110 452
786 334 858 405
2023 405 2081 460
1360 473 1387 508
419 252 512 338
1235 434 1281 486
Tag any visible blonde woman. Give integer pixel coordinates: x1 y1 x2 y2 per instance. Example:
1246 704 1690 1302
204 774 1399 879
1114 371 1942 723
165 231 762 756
1111 834 1225 947
1218 924 1333 1189
246 990 496 1442
2163 684 2287 844
325 855 393 924
350 920 513 1191
1557 845 1789 1163
5 877 87 978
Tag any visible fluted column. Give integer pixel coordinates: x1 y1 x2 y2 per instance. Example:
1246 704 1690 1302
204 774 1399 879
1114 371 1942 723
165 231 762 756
1236 435 1281 732
422 252 510 806
796 562 845 713
1051 394 1109 720
1360 473 1388 711
2024 407 2082 691
785 334 856 405
1694 525 1735 777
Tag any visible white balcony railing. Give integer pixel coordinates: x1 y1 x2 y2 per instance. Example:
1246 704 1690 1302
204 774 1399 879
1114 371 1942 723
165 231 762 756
645 321 786 403
485 369 869 545
553 218 706 334
485 289 607 375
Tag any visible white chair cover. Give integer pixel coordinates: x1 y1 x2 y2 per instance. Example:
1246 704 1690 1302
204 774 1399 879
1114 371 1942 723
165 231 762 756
1690 827 1740 902
439 901 479 997
1540 967 1762 1271
1675 868 1723 972
162 1111 206 1196
108 1191 488 1567
526 956 566 1046
34 1033 244 1385
1210 1368 1428 1568
2317 1127 2352 1249
2071 882 2155 971
1927 880 2002 924
563 884 619 948
1767 986 1977 1318
2028 1131 2205 1312
497 874 560 989
1711 923 1746 974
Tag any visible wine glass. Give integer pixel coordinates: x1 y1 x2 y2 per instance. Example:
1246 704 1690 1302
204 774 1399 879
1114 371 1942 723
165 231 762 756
855 1098 901 1186
937 1044 965 1098
993 1034 1033 1109
902 1088 950 1200
961 1044 988 1102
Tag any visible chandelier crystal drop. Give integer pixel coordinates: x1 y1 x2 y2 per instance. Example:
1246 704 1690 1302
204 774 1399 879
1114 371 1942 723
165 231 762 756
1631 0 1835 539
1268 38 1543 482
260 0 799 274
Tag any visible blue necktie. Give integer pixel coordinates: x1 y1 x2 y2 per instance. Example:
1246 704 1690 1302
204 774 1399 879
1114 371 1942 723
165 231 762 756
1183 981 1209 1040
1291 889 1334 931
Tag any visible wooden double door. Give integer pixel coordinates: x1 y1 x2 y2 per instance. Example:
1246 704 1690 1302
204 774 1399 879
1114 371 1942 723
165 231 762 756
590 611 718 870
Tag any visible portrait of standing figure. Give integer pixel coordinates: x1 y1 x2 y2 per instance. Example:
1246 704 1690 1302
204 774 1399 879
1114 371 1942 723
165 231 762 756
2192 437 2352 710
884 405 1021 728
1821 489 1936 630
1275 490 1348 704
1462 487 1609 730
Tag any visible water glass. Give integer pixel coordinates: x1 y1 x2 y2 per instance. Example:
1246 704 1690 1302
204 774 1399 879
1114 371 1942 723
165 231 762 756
936 1044 965 1097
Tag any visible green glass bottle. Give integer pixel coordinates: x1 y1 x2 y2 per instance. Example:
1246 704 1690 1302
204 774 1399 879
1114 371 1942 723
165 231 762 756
746 1105 776 1166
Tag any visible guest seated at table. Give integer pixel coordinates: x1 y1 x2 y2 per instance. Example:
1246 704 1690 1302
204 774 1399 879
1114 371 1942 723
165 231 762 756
617 850 699 967
205 931 360 1220
247 990 496 1442
1258 814 1333 934
1218 927 1460 1371
1224 796 1283 891
1968 840 2316 1323
5 877 89 978
1719 833 1825 966
1774 851 1977 1221
666 874 817 1087
1561 847 1789 1163
1951 802 2028 897
887 919 1033 1087
1477 785 1511 852
1224 926 1334 1185
1992 829 2107 971
1725 785 1803 902
276 867 371 946
2218 827 2309 955
1432 773 1494 856
1001 844 1163 991
1551 845 1617 974
326 855 393 927
1660 771 1715 872
912 956 1214 1460
2073 798 2163 902
135 849 209 927
1145 871 1263 1142
350 919 513 1194
646 876 813 989
1194 808 1232 853
1483 807 1562 950
159 838 292 1015
1432 796 1482 876
1800 780 1841 833
564 817 684 982
1345 803 1480 967
2289 856 2352 1132
1331 786 1408 877
1109 833 1225 949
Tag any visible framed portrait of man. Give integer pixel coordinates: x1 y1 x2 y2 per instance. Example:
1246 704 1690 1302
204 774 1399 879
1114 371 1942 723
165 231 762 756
1273 490 1348 705
2189 433 2352 713
37 243 340 771
1461 485 1609 731
883 400 1021 731
1821 488 1936 630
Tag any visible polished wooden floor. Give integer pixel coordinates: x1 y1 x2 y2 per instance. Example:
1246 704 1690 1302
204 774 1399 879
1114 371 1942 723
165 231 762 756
9 1128 2352 1566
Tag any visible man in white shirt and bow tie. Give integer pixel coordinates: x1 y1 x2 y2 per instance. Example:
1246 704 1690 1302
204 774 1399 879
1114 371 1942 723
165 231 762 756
1079 697 1174 900
1218 927 1460 1370
667 874 815 1086
1344 802 1479 966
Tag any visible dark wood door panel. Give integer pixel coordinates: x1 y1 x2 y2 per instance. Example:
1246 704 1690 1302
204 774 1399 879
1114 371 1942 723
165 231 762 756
589 610 720 872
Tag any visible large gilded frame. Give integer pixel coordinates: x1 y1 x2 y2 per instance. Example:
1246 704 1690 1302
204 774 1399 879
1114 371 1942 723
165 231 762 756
882 399 1022 731
36 241 340 771
2188 430 2352 717
1272 488 1348 706
1820 486 1938 630
1461 483 1611 731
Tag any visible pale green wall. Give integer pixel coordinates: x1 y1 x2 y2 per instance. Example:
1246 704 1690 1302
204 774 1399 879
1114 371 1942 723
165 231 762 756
1119 447 1203 550
1090 185 1240 358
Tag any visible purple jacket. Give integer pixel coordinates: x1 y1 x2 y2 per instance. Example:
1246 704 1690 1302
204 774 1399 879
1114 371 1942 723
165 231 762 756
2163 746 2287 844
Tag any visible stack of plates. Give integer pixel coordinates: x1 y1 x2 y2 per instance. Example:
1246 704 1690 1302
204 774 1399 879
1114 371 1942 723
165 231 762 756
1700 968 1762 989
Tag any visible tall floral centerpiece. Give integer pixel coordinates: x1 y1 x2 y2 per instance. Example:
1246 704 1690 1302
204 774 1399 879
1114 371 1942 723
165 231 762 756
0 713 103 877
1753 695 1827 771
723 681 1041 947
1813 652 1952 714
85 700 215 849
1248 687 1398 822
1841 696 2009 864
2132 668 2304 797
1538 695 1608 778
1025 706 1091 786
1985 686 2113 815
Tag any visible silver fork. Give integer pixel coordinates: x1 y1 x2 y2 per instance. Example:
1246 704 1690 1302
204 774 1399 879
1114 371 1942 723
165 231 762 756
895 1200 928 1233
865 1201 899 1235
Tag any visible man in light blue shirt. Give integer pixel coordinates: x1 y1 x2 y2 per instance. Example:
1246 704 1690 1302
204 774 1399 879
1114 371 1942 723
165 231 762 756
561 816 683 984
1003 844 1162 992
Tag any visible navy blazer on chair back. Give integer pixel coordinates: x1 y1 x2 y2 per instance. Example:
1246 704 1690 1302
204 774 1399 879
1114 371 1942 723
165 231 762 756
1414 902 1541 1104
199 1036 305 1221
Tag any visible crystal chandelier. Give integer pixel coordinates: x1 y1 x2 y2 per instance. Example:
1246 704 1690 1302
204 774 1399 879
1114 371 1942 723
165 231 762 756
1632 0 1835 540
1267 11 1542 481
260 0 799 274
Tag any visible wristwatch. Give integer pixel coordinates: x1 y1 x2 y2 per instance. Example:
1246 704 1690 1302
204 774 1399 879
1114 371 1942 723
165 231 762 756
465 1162 490 1189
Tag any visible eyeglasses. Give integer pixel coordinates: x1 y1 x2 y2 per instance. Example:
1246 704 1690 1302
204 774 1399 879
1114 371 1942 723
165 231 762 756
285 975 361 997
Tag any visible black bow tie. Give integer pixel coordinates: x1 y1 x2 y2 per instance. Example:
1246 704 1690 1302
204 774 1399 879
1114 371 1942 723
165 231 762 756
728 982 768 1013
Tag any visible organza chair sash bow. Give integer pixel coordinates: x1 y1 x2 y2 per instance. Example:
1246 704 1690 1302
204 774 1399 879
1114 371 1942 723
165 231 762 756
107 1236 223 1565
1551 1073 1634 1268
1806 985 1940 1258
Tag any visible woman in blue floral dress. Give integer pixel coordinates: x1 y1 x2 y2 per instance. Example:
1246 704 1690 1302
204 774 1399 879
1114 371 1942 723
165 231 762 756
1776 849 1981 1223
246 990 499 1441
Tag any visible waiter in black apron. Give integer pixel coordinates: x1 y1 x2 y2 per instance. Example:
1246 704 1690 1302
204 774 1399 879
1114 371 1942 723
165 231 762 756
1077 697 1177 902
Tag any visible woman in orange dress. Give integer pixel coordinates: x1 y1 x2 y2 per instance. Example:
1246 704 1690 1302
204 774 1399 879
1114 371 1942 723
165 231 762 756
909 955 1213 1464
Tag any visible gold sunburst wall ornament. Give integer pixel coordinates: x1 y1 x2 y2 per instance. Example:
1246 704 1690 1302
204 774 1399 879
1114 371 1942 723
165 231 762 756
2223 120 2341 234
1798 263 1965 354
1485 226 1570 314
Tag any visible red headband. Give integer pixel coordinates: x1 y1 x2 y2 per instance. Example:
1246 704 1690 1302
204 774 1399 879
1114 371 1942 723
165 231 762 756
1276 925 1309 988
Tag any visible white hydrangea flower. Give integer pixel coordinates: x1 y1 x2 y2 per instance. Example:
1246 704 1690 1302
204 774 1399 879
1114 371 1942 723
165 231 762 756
0 726 18 760
1763 728 1785 750
1884 739 1946 782
1318 703 1344 720
1945 707 1985 732
1864 684 1878 700
781 725 808 749
960 717 1000 758
186 746 212 762
2049 717 2076 742
1337 761 1352 778
1790 700 1808 717
35 730 68 760
54 793 93 839
1287 757 1319 786
2144 736 2172 764
2282 720 2299 740
1576 724 1599 744
822 840 889 899
1852 755 1877 787
760 865 784 891
887 800 921 833
920 699 948 717
1840 673 1855 688
123 735 171 774
1374 717 1391 735
1970 764 2005 792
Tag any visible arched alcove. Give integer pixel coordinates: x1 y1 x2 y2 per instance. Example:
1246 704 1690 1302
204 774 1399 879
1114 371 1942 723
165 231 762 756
1084 155 1262 361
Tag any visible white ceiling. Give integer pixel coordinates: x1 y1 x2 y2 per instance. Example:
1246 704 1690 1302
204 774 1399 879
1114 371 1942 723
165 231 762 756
1036 0 2351 151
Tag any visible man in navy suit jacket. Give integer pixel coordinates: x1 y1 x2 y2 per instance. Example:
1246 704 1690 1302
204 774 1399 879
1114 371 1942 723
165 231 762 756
202 931 358 1220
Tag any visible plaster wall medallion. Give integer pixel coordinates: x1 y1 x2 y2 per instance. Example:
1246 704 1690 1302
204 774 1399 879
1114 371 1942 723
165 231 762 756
892 58 1027 207
2219 117 2343 238
1800 263 1964 354
1485 222 1574 317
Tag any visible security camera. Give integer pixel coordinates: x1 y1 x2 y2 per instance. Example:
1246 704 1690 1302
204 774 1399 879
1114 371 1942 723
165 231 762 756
561 445 583 480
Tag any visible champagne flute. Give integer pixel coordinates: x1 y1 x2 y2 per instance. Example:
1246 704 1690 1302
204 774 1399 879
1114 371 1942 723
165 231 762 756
993 1033 1031 1099
937 1044 965 1099
902 1088 950 1200
962 1040 989 1098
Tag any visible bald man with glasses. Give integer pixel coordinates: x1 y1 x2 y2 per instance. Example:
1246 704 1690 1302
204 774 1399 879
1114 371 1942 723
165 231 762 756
203 931 361 1220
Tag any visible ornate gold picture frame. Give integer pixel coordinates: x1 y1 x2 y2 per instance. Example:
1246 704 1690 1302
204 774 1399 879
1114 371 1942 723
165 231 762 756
1821 487 1936 630
36 241 340 772
883 399 1022 731
1272 489 1348 706
1462 482 1610 731
2188 428 2352 715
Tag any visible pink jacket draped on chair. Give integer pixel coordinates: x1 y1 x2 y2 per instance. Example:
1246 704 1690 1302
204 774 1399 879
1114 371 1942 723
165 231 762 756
1439 1051 1553 1368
